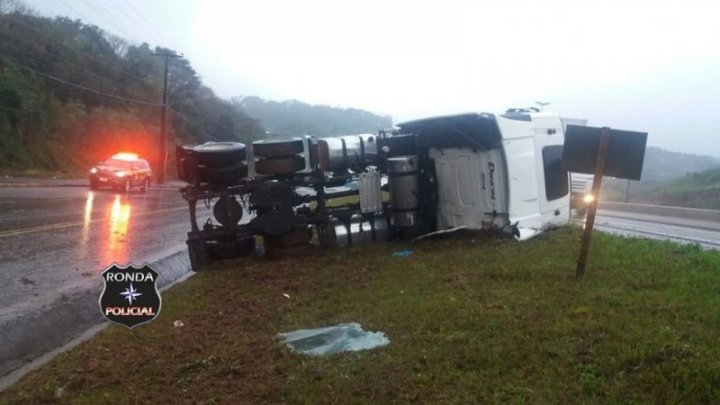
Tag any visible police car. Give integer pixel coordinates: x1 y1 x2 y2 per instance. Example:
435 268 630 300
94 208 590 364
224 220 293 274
89 153 152 192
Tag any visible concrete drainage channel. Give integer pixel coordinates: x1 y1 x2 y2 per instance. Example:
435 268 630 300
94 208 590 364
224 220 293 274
0 243 194 391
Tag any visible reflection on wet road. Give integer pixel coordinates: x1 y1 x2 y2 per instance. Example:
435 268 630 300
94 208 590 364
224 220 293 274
0 187 209 315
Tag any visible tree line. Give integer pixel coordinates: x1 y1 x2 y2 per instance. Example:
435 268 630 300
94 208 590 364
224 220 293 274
235 96 392 138
0 1 265 175
0 1 394 175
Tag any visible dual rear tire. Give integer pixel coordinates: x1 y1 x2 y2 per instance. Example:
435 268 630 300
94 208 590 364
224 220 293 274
177 142 249 186
253 138 306 175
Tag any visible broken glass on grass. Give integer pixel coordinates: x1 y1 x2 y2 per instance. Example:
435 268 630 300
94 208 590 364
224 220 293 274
278 322 389 356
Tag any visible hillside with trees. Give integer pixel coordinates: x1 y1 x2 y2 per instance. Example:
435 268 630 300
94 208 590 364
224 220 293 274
235 96 393 138
0 1 265 175
0 1 395 177
633 167 720 209
602 147 720 206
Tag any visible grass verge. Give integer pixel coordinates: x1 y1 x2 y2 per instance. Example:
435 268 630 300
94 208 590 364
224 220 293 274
2 226 720 403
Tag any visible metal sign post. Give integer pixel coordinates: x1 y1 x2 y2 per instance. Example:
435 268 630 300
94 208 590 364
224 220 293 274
563 123 648 279
575 127 610 279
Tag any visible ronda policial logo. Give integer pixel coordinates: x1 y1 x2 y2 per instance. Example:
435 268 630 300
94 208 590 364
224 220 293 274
99 263 161 329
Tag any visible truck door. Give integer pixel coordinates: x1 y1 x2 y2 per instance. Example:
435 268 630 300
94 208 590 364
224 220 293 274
496 115 541 230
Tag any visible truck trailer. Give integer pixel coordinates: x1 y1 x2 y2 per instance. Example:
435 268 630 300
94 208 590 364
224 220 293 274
176 107 583 268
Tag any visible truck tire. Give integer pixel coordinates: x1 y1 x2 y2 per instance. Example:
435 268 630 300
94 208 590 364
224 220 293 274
255 155 305 175
186 142 247 168
253 138 304 158
197 163 249 185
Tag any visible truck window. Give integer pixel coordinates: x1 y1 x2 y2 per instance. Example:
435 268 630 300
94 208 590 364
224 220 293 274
542 145 568 201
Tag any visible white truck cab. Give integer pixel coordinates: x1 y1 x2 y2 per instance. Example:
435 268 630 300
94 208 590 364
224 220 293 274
389 108 573 241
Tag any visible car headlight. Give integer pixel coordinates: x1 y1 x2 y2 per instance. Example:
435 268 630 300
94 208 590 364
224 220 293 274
116 171 126 177
583 193 595 204
90 168 97 174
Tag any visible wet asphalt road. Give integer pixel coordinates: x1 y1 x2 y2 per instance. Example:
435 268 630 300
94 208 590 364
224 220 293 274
0 186 206 318
581 209 720 249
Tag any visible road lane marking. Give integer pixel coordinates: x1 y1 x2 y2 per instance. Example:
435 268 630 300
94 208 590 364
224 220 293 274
0 206 187 238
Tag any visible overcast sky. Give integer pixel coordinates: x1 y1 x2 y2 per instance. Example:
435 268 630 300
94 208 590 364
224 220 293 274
22 0 720 156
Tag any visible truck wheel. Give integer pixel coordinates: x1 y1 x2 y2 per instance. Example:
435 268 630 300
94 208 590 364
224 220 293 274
197 163 249 185
255 155 305 175
253 138 304 158
122 179 132 193
185 142 247 168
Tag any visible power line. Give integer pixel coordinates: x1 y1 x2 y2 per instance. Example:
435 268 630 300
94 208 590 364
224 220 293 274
7 60 162 106
2 37 138 98
119 0 174 47
71 0 133 40
6 15 150 84
106 0 168 47
86 0 151 43
98 0 162 46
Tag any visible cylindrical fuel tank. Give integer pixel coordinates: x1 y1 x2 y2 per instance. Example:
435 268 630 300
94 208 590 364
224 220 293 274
317 134 377 171
387 155 419 227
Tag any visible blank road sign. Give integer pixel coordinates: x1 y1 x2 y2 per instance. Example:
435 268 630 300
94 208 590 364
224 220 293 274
562 125 648 181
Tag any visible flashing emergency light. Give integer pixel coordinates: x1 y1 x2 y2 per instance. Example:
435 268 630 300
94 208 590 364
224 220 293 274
113 153 139 161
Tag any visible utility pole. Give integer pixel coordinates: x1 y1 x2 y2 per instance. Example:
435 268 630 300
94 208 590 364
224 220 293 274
152 50 181 184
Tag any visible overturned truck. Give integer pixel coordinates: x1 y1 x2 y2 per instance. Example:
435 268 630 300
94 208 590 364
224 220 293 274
177 108 574 269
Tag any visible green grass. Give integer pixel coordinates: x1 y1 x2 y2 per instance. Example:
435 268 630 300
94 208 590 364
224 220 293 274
2 227 720 403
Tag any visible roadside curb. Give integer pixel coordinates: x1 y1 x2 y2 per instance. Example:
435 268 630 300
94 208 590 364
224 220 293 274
0 243 194 391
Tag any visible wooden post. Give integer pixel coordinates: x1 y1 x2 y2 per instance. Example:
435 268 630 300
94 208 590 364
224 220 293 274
576 127 611 279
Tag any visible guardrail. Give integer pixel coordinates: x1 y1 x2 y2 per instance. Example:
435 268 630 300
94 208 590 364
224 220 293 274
598 201 720 223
